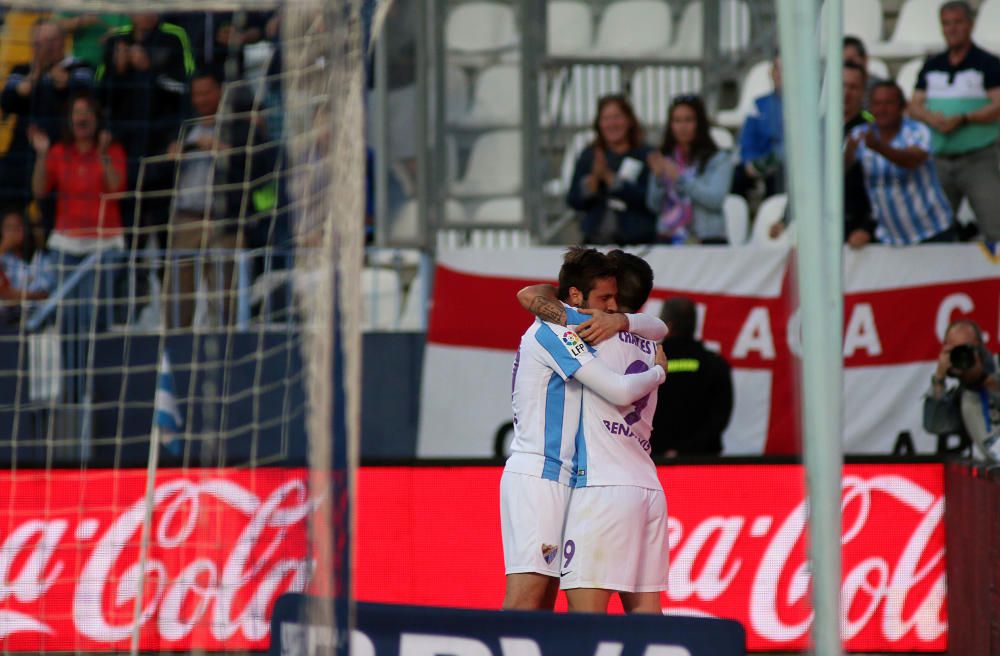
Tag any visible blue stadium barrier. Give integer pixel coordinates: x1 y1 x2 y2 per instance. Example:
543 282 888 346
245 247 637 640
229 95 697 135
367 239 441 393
270 594 747 656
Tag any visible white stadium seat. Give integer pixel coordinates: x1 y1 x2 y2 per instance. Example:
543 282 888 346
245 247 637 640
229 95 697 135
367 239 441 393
457 65 521 127
724 194 750 245
665 0 703 60
663 0 750 60
821 0 884 50
973 0 1000 52
751 193 790 245
390 199 466 241
362 267 403 331
869 0 945 59
545 130 594 197
451 129 522 197
548 0 593 56
445 2 519 63
711 125 735 150
895 56 925 100
867 57 890 81
472 196 524 225
445 64 471 122
631 65 703 127
545 64 622 127
593 0 672 58
715 60 773 129
718 0 752 55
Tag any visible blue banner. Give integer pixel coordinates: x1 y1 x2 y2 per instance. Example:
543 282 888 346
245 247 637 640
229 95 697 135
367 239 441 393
271 594 746 656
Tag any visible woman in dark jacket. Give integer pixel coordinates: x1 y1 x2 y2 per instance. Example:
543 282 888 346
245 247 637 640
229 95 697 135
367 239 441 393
566 94 655 244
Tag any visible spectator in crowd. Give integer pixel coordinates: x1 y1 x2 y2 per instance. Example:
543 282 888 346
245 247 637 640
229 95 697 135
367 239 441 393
650 297 733 457
846 81 954 245
908 1 1000 242
924 319 1000 463
843 35 881 100
770 62 876 246
164 11 271 69
161 66 279 328
97 13 194 164
646 95 734 244
731 54 783 200
55 12 131 69
0 20 93 217
0 207 54 303
566 94 656 245
840 61 877 247
30 93 126 331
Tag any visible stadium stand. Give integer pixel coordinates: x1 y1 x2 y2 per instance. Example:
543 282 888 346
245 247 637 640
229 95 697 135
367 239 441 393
547 0 593 56
895 55 925 99
750 192 789 244
450 128 522 197
820 0 884 49
715 59 773 129
445 1 519 67
593 0 674 58
972 0 1000 52
868 0 946 59
456 64 522 127
724 194 750 244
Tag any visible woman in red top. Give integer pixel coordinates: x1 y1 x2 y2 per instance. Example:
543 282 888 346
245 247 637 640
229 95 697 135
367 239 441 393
30 93 127 333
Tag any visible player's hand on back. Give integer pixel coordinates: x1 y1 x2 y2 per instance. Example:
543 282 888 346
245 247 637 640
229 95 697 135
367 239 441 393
654 344 668 375
575 309 628 344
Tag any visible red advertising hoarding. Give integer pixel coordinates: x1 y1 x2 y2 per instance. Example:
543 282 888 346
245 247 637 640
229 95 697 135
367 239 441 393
355 464 947 652
0 464 945 652
0 468 316 652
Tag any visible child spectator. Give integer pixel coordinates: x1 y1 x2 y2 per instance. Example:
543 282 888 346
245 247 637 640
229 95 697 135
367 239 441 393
0 207 53 303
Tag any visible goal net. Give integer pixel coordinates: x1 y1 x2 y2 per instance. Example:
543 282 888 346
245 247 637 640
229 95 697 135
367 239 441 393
0 1 363 653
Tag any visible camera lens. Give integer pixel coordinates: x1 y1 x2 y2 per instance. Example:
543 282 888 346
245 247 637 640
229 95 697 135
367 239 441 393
950 344 976 371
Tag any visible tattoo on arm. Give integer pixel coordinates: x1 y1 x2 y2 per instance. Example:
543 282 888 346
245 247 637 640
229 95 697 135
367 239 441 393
528 296 567 325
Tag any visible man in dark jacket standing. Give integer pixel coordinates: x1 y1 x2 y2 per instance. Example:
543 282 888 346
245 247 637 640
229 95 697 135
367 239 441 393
650 297 734 457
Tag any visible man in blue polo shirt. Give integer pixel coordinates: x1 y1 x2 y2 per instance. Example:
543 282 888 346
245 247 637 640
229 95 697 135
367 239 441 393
847 81 953 245
908 1 1000 242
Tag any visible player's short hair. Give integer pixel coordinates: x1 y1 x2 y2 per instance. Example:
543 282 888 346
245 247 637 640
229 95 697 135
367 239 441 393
557 247 616 302
606 250 653 313
661 297 697 340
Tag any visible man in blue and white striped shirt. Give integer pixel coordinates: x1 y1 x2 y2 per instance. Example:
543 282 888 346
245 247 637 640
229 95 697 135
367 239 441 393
847 81 954 245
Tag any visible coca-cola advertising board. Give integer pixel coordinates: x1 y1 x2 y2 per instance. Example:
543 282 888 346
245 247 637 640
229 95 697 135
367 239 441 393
0 468 319 652
355 464 947 652
1 464 946 652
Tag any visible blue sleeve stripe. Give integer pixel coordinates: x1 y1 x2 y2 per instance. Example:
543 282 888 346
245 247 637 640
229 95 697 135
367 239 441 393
542 372 565 481
535 325 582 379
564 307 588 324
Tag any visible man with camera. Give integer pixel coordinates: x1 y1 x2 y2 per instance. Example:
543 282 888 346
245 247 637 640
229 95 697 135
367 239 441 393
924 319 1000 463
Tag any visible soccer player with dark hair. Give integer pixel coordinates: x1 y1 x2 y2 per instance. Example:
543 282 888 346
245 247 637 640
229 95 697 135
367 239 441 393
515 249 672 613
501 247 667 610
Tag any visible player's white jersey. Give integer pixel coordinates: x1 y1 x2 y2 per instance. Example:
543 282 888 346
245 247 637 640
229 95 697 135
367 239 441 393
506 319 594 485
576 329 661 490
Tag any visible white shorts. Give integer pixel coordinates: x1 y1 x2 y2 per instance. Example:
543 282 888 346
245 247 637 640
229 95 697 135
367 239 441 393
499 470 571 577
560 485 669 593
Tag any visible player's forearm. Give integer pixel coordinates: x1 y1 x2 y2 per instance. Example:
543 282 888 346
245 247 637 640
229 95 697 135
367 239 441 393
574 358 665 406
517 284 564 325
624 312 667 341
